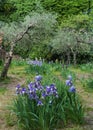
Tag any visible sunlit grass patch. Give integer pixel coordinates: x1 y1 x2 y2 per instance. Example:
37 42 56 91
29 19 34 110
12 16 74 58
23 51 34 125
0 87 7 94
62 125 84 130
81 78 93 93
78 63 93 73
0 76 11 84
11 59 27 66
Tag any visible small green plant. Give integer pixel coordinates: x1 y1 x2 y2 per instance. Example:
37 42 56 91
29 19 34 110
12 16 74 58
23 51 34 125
11 59 26 66
87 79 93 89
25 60 49 75
61 69 76 81
80 63 93 72
82 78 93 92
0 76 11 84
0 87 7 94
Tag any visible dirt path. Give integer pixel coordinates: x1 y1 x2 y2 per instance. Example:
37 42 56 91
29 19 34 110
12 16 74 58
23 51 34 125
75 73 93 130
0 77 25 130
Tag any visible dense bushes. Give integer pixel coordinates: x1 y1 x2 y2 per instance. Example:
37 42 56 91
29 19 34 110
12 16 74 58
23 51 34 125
0 0 91 22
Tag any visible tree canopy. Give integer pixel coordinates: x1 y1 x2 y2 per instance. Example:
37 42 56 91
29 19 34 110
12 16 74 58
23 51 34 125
0 0 93 64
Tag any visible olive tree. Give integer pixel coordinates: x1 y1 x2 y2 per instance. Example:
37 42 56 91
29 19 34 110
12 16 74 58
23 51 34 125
0 11 57 78
50 28 91 65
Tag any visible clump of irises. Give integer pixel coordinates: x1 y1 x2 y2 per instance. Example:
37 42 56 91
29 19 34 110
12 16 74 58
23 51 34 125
16 75 58 106
27 59 43 66
14 74 84 130
66 75 76 93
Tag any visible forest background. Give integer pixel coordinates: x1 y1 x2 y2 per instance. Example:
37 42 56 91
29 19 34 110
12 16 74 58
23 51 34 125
0 0 93 64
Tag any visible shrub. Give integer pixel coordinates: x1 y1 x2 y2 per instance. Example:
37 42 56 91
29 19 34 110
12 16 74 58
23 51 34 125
82 78 93 92
79 63 93 72
11 59 26 66
86 78 93 89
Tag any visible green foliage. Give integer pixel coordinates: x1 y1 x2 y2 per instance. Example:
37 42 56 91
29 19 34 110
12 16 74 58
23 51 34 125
0 0 16 22
64 91 84 124
1 0 93 64
79 63 93 72
50 28 92 64
25 62 48 75
61 14 93 30
0 0 49 22
0 0 91 23
86 78 93 89
29 43 51 60
0 59 3 66
9 0 37 21
41 0 89 22
61 69 76 81
11 59 26 66
81 78 93 93
0 76 11 83
11 76 84 130
0 11 57 58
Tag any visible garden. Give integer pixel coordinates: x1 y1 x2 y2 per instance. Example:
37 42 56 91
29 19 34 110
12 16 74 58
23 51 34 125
0 59 93 130
0 0 93 130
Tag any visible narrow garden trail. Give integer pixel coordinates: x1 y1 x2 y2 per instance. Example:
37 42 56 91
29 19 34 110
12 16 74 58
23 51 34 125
74 72 93 130
0 77 25 130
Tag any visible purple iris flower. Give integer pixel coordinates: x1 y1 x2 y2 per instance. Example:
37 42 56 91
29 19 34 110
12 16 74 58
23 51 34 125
46 86 51 95
21 88 27 94
45 85 58 97
66 80 72 86
42 92 47 99
50 84 56 90
69 86 76 93
27 60 42 66
16 75 59 105
37 100 43 106
35 75 42 82
16 84 20 90
28 82 34 89
16 84 21 94
53 90 58 97
39 61 42 66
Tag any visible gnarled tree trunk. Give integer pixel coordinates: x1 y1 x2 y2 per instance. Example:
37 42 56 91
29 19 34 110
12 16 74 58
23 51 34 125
1 53 12 78
0 48 6 62
0 23 34 79
73 52 77 66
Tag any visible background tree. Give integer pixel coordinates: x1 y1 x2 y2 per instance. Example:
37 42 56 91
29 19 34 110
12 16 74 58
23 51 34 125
0 0 93 71
50 28 91 65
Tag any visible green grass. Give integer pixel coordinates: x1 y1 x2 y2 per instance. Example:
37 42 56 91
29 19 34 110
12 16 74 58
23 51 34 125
0 87 7 94
0 76 11 84
80 78 93 93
